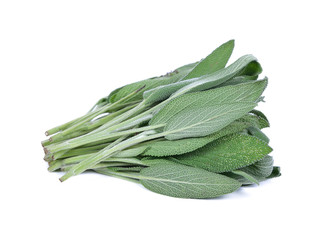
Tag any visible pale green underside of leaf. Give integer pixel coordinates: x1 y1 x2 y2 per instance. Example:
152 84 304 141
231 170 260 185
142 120 252 157
182 39 235 80
225 165 280 185
150 79 267 126
143 54 259 104
140 162 241 199
248 126 270 143
163 102 257 140
174 134 273 173
108 62 198 103
240 155 274 178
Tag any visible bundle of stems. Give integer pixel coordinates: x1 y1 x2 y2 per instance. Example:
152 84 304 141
42 40 280 199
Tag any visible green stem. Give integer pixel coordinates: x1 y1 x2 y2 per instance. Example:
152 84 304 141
49 154 146 172
59 131 165 182
46 121 163 154
61 162 135 172
52 142 110 160
46 86 144 136
49 99 139 142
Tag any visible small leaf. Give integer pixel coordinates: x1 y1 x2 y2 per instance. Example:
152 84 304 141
225 163 280 185
139 162 241 199
250 109 270 128
174 134 273 173
232 170 260 185
241 155 274 178
182 40 235 80
247 126 270 143
108 62 197 103
268 166 281 179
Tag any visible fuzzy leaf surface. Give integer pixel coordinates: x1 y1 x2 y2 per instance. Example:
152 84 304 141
174 134 273 173
140 162 241 199
225 165 280 185
240 155 274 177
163 102 257 140
182 40 235 80
108 62 197 103
143 55 259 104
142 120 251 157
150 79 267 126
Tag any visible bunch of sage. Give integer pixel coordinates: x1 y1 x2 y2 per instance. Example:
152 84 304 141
42 40 280 199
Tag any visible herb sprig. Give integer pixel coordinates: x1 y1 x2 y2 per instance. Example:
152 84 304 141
42 40 280 199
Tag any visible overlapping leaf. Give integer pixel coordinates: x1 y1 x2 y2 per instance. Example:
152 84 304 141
150 79 267 126
173 134 272 173
143 55 260 104
140 162 241 199
141 120 252 157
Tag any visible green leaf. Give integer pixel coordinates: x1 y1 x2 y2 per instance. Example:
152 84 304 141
231 170 260 185
142 120 252 157
150 79 267 127
268 166 281 179
250 109 270 128
140 157 174 166
247 126 270 143
174 134 273 173
240 155 274 178
182 40 235 80
143 55 260 104
139 162 241 199
225 163 280 185
163 102 257 140
108 62 198 103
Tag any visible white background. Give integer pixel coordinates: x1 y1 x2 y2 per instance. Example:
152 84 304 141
1 0 329 239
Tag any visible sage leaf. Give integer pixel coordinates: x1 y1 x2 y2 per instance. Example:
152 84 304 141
231 170 260 185
225 163 280 185
143 54 259 104
182 39 234 80
109 62 197 103
250 109 270 128
150 79 267 126
142 120 252 157
163 102 257 140
240 155 274 178
140 157 173 166
247 126 270 143
174 134 273 173
139 162 241 199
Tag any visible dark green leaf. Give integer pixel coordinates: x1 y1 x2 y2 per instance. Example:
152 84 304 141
174 134 273 173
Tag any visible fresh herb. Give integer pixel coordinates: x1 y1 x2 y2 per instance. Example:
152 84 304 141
42 40 280 199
